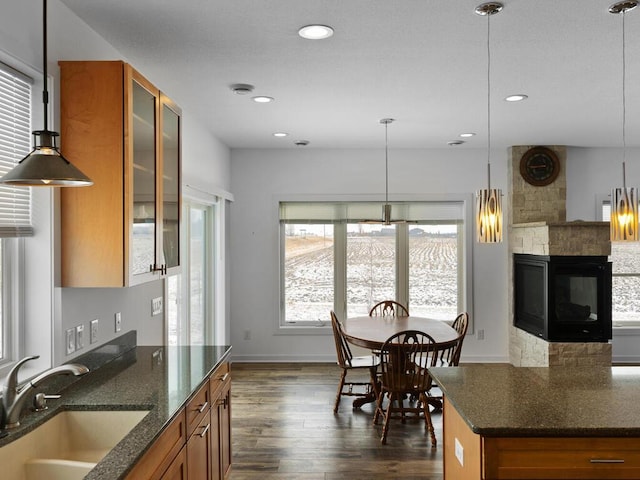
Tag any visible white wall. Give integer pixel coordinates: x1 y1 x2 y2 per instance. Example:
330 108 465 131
229 147 510 362
2 0 231 365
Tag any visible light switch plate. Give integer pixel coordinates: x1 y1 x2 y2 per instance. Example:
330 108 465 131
90 319 99 344
115 312 122 332
66 328 76 355
151 297 163 316
76 324 84 350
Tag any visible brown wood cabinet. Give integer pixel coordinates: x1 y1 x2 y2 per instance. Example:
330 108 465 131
444 397 640 480
212 368 232 480
59 60 181 287
125 361 231 480
125 409 187 480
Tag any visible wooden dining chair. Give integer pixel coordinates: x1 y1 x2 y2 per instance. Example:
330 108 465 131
373 330 437 447
369 300 409 317
330 311 380 413
432 312 469 367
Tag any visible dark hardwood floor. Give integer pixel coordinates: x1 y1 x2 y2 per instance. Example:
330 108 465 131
230 363 443 480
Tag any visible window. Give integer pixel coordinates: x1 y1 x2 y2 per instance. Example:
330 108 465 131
280 200 471 328
601 200 640 326
0 61 33 368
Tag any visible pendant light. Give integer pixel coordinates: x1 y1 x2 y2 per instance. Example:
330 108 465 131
474 2 503 243
0 0 92 187
610 0 638 241
361 118 413 226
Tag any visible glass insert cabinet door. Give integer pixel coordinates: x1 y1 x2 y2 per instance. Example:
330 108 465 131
161 98 181 271
131 80 157 277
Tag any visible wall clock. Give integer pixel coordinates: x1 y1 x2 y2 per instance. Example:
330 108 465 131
519 146 560 186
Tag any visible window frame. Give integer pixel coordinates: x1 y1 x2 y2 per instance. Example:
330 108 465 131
276 194 474 335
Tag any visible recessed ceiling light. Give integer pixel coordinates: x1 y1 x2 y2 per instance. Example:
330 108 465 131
273 132 288 137
230 83 254 95
252 96 274 103
448 140 465 146
505 94 528 102
460 133 476 138
298 24 334 40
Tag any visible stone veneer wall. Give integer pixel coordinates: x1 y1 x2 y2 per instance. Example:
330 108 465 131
508 145 612 367
509 145 566 226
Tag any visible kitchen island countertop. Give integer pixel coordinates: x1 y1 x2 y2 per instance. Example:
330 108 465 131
430 363 640 437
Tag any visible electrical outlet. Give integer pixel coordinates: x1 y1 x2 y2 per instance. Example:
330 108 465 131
76 324 84 350
455 437 464 466
66 328 76 355
115 312 122 332
90 319 99 344
243 330 251 341
477 329 485 340
151 297 163 316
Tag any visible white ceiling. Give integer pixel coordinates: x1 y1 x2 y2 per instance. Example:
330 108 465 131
59 0 640 150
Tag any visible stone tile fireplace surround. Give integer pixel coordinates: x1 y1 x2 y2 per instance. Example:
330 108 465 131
508 145 612 366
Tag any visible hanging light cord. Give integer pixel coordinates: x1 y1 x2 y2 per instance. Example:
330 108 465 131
42 0 49 132
384 121 389 204
622 7 628 188
486 10 492 190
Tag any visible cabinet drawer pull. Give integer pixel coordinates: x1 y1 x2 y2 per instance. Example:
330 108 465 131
199 423 210 438
220 372 229 382
197 401 209 413
590 459 625 464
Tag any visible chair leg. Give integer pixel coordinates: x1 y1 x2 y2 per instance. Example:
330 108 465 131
380 392 396 444
373 390 385 425
420 392 437 448
334 368 347 413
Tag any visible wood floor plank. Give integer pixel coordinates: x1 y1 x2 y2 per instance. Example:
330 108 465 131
230 363 443 480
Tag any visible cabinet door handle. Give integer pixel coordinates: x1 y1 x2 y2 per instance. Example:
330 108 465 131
197 401 209 413
199 423 210 438
220 372 229 382
590 459 625 464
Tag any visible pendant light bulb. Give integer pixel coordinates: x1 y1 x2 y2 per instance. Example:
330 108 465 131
610 1 638 241
475 2 503 243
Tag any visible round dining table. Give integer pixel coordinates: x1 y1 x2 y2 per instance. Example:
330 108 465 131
341 315 459 409
342 315 459 350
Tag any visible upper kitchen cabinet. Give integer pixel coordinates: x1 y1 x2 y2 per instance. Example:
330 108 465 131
59 61 181 287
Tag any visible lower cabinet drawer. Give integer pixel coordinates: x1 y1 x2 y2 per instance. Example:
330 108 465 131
483 437 640 479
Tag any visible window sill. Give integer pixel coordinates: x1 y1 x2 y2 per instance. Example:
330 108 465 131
613 325 640 335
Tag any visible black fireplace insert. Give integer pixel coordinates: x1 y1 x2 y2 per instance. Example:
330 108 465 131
513 254 612 342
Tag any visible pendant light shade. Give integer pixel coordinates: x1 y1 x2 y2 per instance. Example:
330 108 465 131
0 0 92 187
610 0 638 241
475 2 503 243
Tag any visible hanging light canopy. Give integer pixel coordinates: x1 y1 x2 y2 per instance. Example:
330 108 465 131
610 0 638 241
474 2 503 244
0 0 92 187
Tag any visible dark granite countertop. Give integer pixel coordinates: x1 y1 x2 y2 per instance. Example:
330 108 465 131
0 332 232 479
430 363 640 438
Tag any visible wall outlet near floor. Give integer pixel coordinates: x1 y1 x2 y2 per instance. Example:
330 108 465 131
66 328 76 355
115 312 122 332
477 329 485 341
90 319 99 344
76 324 85 350
151 297 163 316
243 329 251 341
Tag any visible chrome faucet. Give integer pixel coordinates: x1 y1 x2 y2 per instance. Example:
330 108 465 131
1 355 89 429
